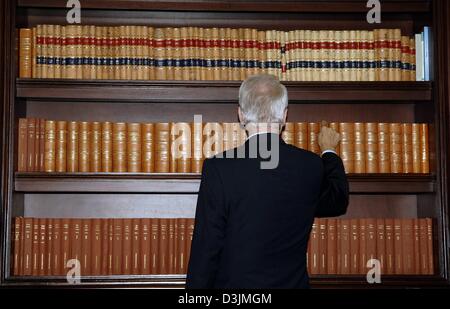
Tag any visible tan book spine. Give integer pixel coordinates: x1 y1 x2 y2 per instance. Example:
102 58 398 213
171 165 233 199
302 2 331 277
365 123 379 173
89 122 101 172
127 123 142 172
130 26 139 80
155 123 170 172
169 122 178 173
180 27 190 81
308 122 320 155
401 36 411 81
60 26 67 79
402 123 413 173
141 123 155 172
39 119 46 172
27 118 36 172
65 25 77 79
147 27 155 80
88 25 97 79
349 30 358 81
105 26 114 80
333 30 342 82
411 124 421 173
141 26 150 80
78 121 90 172
19 28 32 78
55 121 67 172
339 122 355 173
211 27 221 81
377 123 390 173
420 124 429 173
191 121 203 173
173 27 182 81
75 26 83 79
95 26 103 80
393 29 402 81
389 123 403 173
367 31 376 81
101 122 113 172
409 38 416 81
294 122 308 150
42 25 51 78
165 27 174 81
53 25 61 79
67 121 79 172
35 25 43 78
154 28 166 80
354 122 366 173
112 122 127 172
341 31 351 81
172 122 192 173
44 120 56 172
203 122 223 158
311 31 320 81
18 118 28 172
31 27 37 78
328 30 336 82
378 29 389 81
81 25 90 79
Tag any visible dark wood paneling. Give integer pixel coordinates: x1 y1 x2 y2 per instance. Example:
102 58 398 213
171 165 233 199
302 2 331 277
17 79 433 103
17 0 431 13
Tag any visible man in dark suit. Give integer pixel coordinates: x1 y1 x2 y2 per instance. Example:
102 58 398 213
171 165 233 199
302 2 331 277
186 74 349 288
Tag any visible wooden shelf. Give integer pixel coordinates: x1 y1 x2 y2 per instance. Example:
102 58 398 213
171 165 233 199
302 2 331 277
14 172 435 194
5 274 445 288
16 79 433 103
17 0 430 13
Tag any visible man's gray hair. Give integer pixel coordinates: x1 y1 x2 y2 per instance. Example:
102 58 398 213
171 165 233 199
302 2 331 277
238 74 288 125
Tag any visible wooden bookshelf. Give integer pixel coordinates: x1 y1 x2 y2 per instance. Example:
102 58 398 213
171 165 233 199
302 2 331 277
16 79 433 103
14 173 436 194
2 0 450 288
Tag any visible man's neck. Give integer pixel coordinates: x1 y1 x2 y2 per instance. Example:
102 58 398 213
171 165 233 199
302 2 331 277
245 123 281 140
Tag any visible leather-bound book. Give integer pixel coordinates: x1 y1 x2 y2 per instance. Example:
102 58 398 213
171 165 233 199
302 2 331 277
185 218 194 271
34 119 41 171
90 122 102 172
377 123 390 173
177 218 186 274
61 219 71 276
127 123 142 173
420 124 430 173
101 122 113 172
55 121 67 172
155 123 170 173
358 218 367 274
308 122 320 155
376 219 386 273
191 121 203 173
46 219 53 275
354 123 366 173
78 122 90 172
389 123 403 173
294 122 308 150
38 218 47 276
51 219 61 276
366 218 377 266
168 219 175 274
402 218 414 274
67 121 79 172
393 29 402 81
377 29 389 81
142 123 155 173
401 36 411 81
223 123 235 151
419 219 428 275
426 218 434 274
203 122 223 159
70 219 82 274
340 219 350 275
39 119 46 172
150 218 159 274
365 123 378 173
113 122 127 172
339 123 355 173
19 28 32 78
131 218 140 275
393 218 403 274
326 218 337 274
384 218 395 275
122 219 132 275
27 118 36 172
101 219 109 275
318 218 327 274
154 28 166 80
91 219 102 276
112 219 123 275
281 122 295 146
18 118 28 172
159 218 168 274
349 218 359 274
81 219 91 276
107 219 114 275
140 218 150 274
44 120 56 172
402 123 413 173
172 122 192 173
23 218 33 276
13 217 21 276
411 124 421 173
409 38 416 81
173 219 178 275
309 219 319 275
413 219 421 274
65 25 77 79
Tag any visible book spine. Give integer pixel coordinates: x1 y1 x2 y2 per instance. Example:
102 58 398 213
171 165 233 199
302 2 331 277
150 218 159 274
186 218 194 271
78 121 90 172
31 218 39 276
90 122 102 172
308 122 320 155
358 218 367 274
61 218 71 276
376 218 386 274
168 219 175 274
413 219 421 274
354 122 366 173
131 218 140 275
13 217 21 276
294 122 308 150
339 122 355 173
122 219 132 275
174 122 192 173
340 219 350 274
420 124 430 173
18 118 28 172
113 122 127 172
411 123 421 173
426 218 434 274
394 218 403 274
107 218 114 275
81 219 91 276
349 218 359 274
34 119 41 171
27 118 36 172
377 123 390 173
389 123 403 173
402 123 413 173
23 218 33 275
142 123 155 173
51 219 61 275
38 218 47 276
309 219 319 275
191 121 203 173
159 218 168 274
101 122 113 172
70 219 82 274
101 219 109 275
366 218 377 266
318 218 327 274
19 28 33 78
91 218 102 276
113 218 123 275
177 218 186 274
326 218 337 274
127 123 142 172
67 121 79 172
365 122 379 173
140 218 150 274
155 123 170 172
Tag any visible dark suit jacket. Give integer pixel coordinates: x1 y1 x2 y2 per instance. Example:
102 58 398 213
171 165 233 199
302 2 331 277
186 132 349 288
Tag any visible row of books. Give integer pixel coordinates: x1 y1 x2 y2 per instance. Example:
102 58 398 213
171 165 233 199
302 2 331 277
12 217 195 276
308 218 434 275
18 25 422 81
12 217 433 276
17 118 430 174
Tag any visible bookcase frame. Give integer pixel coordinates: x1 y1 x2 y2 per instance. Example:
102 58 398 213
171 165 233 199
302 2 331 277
1 0 450 288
